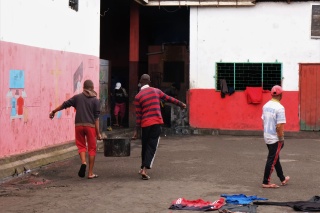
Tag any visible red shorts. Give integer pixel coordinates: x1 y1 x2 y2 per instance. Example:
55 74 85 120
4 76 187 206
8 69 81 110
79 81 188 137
114 103 126 118
75 126 97 156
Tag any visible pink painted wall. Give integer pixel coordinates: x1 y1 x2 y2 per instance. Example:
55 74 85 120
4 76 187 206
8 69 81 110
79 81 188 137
188 89 299 131
0 41 99 158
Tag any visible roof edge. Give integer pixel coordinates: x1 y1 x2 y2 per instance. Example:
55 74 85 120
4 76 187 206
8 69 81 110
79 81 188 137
134 0 256 7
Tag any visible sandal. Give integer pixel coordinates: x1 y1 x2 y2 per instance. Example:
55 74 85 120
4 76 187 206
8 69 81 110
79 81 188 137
78 164 86 178
141 174 150 180
281 176 290 186
262 183 280 188
88 174 99 179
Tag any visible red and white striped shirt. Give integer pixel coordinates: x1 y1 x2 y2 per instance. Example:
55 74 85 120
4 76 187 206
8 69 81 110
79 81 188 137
134 85 184 128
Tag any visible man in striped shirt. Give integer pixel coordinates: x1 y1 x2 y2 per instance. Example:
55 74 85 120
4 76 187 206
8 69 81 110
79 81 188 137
133 74 186 180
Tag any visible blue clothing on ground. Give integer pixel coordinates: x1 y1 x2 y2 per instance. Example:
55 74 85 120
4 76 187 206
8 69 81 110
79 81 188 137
221 194 268 205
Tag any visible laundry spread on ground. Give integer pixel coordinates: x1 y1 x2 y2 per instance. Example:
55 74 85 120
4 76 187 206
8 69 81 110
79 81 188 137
253 195 320 212
221 194 268 205
169 197 225 211
218 203 258 213
169 194 320 212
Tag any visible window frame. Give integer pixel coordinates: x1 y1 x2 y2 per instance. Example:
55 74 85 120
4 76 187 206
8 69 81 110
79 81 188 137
311 5 320 39
215 62 283 91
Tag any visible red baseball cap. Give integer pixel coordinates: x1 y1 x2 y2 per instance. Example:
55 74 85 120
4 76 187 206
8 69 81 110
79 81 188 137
271 85 283 96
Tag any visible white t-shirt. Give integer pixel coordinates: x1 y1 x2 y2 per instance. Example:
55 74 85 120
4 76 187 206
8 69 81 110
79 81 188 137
261 99 286 144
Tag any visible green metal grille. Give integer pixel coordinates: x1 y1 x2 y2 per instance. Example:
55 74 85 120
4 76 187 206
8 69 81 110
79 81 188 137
216 62 282 91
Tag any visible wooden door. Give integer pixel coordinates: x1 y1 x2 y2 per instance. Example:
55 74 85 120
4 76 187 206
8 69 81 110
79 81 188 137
299 64 320 131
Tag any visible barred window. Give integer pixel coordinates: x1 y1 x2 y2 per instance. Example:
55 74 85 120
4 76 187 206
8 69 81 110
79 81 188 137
216 62 282 91
311 5 320 38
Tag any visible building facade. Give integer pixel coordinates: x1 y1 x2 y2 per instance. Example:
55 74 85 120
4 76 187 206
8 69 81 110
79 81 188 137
0 0 101 158
188 2 320 132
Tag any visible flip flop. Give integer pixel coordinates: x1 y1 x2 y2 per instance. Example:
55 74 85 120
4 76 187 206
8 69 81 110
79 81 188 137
141 174 150 180
78 164 86 178
88 174 99 179
262 183 280 188
281 176 290 186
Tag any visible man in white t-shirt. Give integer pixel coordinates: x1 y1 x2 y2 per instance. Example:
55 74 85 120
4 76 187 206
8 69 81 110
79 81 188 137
261 85 290 188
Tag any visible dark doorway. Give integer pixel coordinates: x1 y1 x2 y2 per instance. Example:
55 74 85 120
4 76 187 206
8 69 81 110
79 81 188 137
139 5 190 103
100 0 131 127
100 1 190 127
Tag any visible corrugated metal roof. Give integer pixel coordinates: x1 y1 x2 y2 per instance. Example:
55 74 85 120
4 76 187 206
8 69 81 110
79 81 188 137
134 0 256 7
134 0 320 6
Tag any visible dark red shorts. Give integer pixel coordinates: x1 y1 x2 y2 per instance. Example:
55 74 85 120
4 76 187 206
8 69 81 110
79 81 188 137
75 126 96 156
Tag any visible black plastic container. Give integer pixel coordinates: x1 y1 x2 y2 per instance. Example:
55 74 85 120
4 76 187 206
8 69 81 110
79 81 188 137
103 138 130 157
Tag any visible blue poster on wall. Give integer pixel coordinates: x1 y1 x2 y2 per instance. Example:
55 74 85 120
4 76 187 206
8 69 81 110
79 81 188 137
9 70 25 89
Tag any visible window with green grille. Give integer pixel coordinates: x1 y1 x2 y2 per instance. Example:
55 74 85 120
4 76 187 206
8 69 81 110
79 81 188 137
216 62 282 91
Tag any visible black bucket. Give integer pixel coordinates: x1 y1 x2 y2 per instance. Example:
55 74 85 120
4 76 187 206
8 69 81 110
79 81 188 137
103 138 131 157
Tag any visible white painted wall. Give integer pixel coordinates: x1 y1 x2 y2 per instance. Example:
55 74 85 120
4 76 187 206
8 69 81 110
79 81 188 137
190 2 320 91
0 0 100 56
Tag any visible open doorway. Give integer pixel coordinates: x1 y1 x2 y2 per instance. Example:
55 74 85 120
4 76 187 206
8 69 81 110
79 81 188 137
139 6 190 103
100 0 190 128
100 0 130 128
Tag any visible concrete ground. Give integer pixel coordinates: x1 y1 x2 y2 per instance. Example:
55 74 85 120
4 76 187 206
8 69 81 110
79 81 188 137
1 133 319 213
